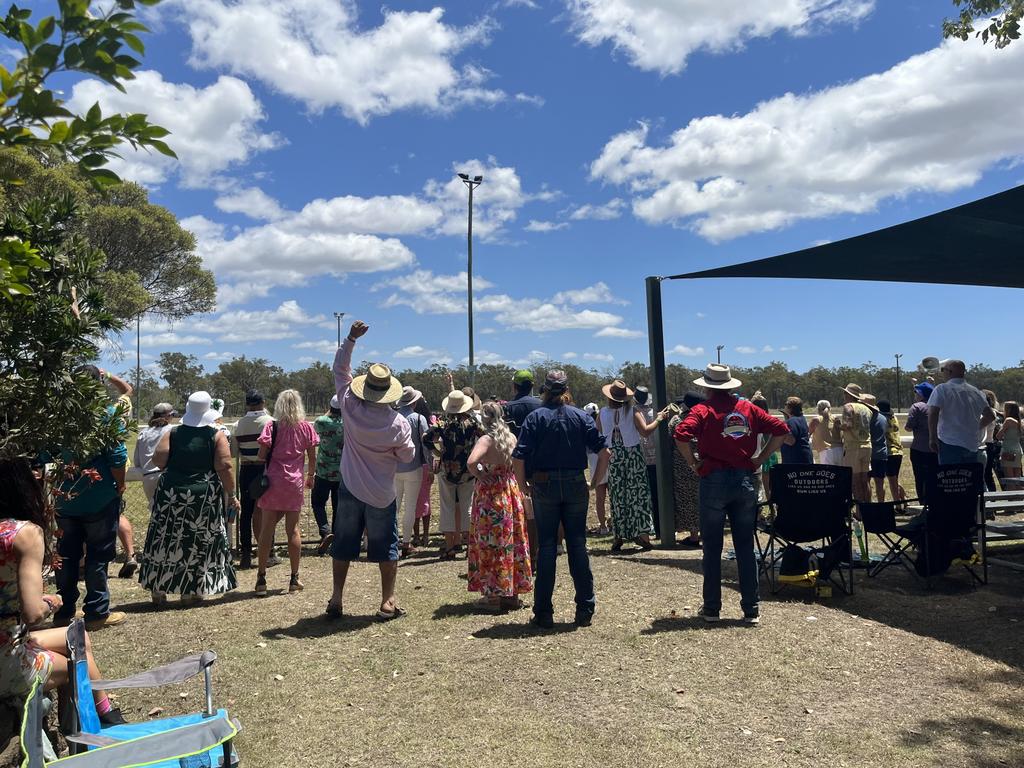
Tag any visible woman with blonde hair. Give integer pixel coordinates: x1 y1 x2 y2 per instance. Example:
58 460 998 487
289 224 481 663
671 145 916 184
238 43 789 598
254 389 319 597
466 401 532 611
809 400 833 464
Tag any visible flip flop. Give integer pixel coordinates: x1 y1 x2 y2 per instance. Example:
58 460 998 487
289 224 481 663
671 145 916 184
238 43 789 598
324 602 343 619
376 606 407 622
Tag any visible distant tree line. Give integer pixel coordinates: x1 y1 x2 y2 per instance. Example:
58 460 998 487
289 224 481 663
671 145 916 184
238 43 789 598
129 353 1024 420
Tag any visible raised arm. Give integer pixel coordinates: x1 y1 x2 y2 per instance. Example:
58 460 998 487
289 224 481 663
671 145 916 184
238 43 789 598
634 406 670 438
333 320 369 401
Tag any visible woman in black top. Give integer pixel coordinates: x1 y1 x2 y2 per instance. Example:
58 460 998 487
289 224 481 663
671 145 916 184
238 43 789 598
780 397 813 464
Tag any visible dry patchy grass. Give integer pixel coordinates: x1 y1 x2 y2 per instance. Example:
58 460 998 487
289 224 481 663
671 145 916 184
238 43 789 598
94 487 1024 768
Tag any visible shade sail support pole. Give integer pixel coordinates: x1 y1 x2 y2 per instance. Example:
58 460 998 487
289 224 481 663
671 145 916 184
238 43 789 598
646 276 676 548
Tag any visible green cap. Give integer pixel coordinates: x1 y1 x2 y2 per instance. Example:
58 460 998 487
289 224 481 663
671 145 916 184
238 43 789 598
513 369 534 385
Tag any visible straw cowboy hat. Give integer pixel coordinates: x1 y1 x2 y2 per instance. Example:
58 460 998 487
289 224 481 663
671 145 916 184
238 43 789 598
351 363 403 404
841 382 864 400
442 389 475 415
397 386 423 407
602 379 634 402
181 391 220 428
859 393 879 411
693 363 742 391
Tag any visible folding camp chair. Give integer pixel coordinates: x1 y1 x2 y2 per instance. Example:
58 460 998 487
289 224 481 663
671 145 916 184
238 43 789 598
54 619 241 767
858 501 921 580
756 464 854 595
916 463 987 587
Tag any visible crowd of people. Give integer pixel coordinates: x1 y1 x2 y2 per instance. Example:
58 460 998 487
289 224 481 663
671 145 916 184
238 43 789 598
0 329 1008 718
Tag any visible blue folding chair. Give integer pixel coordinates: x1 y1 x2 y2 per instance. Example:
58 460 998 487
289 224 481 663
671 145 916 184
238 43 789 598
23 619 244 767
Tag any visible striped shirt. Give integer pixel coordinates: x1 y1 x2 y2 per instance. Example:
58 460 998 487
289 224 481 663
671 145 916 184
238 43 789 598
234 410 272 465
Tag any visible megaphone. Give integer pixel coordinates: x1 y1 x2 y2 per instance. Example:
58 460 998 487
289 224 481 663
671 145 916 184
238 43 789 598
921 356 941 372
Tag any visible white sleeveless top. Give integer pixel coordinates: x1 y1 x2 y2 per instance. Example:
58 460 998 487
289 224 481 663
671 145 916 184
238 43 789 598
600 405 641 448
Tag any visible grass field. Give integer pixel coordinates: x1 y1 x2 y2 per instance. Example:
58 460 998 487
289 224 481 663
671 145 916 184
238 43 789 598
84 454 1024 768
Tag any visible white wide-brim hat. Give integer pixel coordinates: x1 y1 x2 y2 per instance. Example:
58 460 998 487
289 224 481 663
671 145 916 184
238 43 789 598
693 363 742 390
442 389 475 415
181 390 220 428
397 386 423 407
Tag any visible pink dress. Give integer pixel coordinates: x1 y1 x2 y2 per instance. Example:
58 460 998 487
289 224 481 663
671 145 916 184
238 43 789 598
416 415 437 519
257 420 319 512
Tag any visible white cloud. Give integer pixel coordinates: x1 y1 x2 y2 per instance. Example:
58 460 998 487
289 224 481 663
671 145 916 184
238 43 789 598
182 1 500 124
525 219 569 232
214 187 286 221
288 195 443 236
202 351 235 361
670 344 705 357
394 345 450 359
583 352 614 363
592 38 1024 240
292 340 340 356
567 0 873 75
735 346 758 354
568 198 626 221
553 282 628 305
68 71 277 188
514 92 545 107
215 281 273 310
762 345 775 353
177 300 328 344
563 352 578 360
695 312 707 319
527 350 549 361
595 326 644 339
375 270 625 333
426 158 532 241
140 332 212 347
780 345 799 352
185 214 415 288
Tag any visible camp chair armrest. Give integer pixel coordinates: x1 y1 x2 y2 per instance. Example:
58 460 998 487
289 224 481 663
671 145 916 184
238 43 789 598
91 651 217 691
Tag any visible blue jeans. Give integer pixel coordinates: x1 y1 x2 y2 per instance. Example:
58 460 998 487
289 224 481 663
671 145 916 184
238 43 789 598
531 471 594 619
699 469 759 617
331 477 399 563
55 497 120 621
938 440 985 467
311 475 339 537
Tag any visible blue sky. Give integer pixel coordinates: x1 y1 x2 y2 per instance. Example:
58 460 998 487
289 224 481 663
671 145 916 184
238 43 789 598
74 0 1024 377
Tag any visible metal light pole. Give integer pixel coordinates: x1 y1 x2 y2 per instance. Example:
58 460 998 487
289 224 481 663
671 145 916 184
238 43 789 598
334 312 346 348
135 314 142 417
458 172 483 386
894 353 903 411
716 345 724 364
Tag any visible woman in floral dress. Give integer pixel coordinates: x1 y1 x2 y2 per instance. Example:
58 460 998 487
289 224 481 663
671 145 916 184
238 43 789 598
599 380 669 553
466 402 531 611
668 393 704 548
139 391 239 606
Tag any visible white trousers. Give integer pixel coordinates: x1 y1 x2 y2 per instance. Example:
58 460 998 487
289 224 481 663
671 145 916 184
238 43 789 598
438 477 475 533
395 469 424 543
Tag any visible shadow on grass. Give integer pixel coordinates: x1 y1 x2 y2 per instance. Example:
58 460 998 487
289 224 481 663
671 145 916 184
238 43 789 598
605 553 705 576
472 621 578 640
113 588 261 616
641 616 750 635
260 614 377 639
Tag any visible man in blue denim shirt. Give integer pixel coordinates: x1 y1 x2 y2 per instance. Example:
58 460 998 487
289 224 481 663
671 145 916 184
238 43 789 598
674 364 789 625
513 370 609 629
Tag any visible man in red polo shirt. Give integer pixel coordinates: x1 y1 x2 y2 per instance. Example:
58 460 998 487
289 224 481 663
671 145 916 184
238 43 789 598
674 363 789 625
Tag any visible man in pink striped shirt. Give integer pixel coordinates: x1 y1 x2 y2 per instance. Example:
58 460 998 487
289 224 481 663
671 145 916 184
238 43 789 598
328 320 415 621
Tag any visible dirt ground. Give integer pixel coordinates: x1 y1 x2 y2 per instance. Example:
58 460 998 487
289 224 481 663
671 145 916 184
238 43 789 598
90 478 1024 768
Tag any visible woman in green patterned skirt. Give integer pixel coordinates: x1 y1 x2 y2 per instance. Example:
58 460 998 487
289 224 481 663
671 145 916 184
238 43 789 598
139 391 239 606
599 380 669 553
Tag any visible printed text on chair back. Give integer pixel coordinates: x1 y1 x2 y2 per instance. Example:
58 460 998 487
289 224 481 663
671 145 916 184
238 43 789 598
769 465 852 542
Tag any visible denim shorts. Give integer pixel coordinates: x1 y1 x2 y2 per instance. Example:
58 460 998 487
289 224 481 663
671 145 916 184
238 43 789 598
331 478 399 563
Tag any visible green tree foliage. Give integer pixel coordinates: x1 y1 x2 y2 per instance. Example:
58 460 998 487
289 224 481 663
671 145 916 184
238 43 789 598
0 149 215 320
0 193 127 458
0 0 173 190
944 1 1022 47
156 352 204 408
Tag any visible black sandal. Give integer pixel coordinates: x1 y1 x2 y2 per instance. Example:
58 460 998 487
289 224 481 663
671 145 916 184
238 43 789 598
634 537 653 552
610 538 623 553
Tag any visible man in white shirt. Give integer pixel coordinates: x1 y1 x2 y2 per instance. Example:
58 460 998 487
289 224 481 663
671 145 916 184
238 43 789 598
927 359 995 466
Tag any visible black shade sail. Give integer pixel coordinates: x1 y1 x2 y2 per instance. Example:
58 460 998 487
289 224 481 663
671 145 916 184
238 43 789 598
666 185 1024 289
